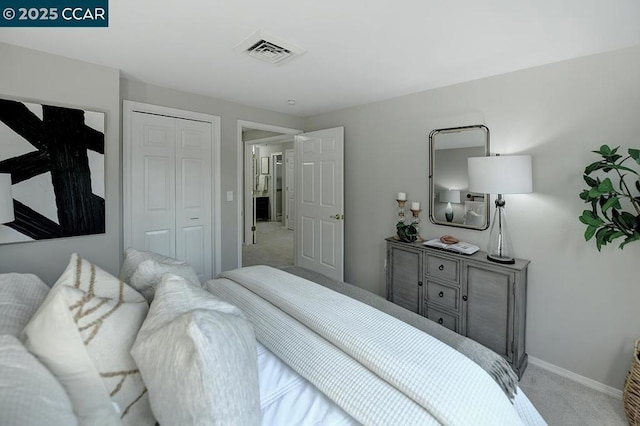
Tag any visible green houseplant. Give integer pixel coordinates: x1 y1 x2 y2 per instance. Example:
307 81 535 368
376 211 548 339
579 145 640 250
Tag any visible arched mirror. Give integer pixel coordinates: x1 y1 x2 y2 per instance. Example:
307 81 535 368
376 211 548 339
428 125 490 230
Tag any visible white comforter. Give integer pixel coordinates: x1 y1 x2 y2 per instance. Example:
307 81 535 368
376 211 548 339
258 341 545 425
207 266 546 426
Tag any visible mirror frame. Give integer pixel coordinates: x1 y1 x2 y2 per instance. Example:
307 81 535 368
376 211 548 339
428 124 490 230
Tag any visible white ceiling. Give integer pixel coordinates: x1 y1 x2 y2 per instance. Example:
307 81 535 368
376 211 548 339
1 0 639 116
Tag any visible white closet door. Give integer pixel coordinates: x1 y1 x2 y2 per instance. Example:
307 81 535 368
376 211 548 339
129 111 213 281
175 119 212 281
131 112 176 258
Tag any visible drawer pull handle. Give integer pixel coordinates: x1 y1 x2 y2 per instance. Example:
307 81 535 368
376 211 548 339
463 295 468 301
438 291 444 298
438 265 444 271
438 318 444 325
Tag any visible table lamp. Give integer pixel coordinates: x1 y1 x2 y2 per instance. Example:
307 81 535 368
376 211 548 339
467 155 532 264
0 173 14 225
439 190 461 222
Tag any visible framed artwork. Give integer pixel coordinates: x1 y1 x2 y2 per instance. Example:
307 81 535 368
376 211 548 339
261 156 269 174
0 98 105 244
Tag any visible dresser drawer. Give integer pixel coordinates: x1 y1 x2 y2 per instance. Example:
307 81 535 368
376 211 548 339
425 306 459 333
425 254 459 283
426 281 459 311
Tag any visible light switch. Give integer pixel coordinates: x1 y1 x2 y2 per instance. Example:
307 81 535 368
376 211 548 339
226 191 233 202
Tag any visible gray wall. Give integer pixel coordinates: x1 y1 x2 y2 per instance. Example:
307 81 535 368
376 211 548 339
120 79 304 271
305 45 640 390
0 43 121 284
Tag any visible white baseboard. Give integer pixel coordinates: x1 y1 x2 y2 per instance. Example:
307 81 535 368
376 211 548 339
528 356 623 399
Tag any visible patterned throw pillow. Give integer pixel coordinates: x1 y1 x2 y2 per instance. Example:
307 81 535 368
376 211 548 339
21 253 154 426
131 275 261 426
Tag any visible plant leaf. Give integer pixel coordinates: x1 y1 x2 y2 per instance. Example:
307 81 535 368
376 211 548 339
609 231 626 241
584 161 606 175
597 145 613 156
579 210 605 226
601 164 639 175
620 233 640 249
602 196 621 212
597 178 615 193
630 148 640 165
588 187 602 198
584 225 597 241
583 175 598 188
579 190 591 201
621 212 636 228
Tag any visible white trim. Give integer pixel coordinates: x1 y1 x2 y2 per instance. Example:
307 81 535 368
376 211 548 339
528 355 623 399
236 120 302 268
123 100 222 277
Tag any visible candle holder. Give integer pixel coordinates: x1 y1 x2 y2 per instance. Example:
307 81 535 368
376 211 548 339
410 209 423 242
395 198 418 243
396 199 406 223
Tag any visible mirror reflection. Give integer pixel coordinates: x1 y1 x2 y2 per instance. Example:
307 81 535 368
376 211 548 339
429 125 490 230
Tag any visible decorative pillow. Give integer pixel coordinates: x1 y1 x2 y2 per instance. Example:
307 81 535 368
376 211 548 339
0 273 49 337
131 275 261 426
0 335 78 426
119 247 201 302
21 253 154 426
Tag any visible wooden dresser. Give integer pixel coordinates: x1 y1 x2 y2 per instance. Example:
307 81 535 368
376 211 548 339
385 237 529 377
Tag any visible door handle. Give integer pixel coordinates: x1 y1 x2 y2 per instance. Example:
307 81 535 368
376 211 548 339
330 214 344 220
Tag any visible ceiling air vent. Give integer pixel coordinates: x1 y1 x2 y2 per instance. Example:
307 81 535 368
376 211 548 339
236 31 305 65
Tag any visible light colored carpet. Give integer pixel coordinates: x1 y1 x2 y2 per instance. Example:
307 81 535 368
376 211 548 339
519 363 627 425
242 221 293 268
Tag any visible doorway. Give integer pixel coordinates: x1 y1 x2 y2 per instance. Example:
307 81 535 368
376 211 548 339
237 121 301 268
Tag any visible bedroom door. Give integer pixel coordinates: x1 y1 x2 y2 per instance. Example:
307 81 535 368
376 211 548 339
294 127 344 281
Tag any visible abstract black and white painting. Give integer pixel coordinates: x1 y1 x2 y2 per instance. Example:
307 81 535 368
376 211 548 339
0 99 105 244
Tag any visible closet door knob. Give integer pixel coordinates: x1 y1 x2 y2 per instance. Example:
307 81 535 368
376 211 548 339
462 295 468 301
438 265 444 271
438 318 444 325
438 291 444 298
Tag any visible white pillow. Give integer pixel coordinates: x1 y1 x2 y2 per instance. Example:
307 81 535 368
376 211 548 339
130 258 201 302
131 275 261 426
0 335 78 426
21 253 154 426
0 273 49 337
119 248 201 302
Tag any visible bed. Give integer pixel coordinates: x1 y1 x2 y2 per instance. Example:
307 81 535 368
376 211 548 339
0 249 546 425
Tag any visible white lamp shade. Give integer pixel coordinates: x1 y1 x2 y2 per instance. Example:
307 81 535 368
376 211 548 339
0 173 15 224
467 155 532 194
439 190 461 203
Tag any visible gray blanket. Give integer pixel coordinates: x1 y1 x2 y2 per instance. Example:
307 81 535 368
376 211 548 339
282 266 518 400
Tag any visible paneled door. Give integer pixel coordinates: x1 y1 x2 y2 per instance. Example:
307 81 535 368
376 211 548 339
175 119 212 280
128 110 213 281
295 127 344 281
285 149 295 230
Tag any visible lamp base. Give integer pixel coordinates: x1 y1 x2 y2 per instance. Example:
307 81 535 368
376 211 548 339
486 197 516 264
487 254 515 264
